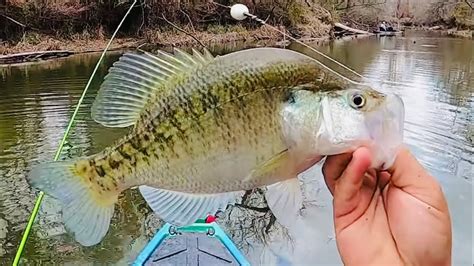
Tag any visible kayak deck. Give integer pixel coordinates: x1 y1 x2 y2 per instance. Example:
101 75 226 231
134 222 250 266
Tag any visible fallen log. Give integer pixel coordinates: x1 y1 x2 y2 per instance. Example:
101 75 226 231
0 50 74 64
334 22 373 35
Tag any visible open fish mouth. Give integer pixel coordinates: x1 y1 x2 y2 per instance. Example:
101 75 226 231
366 93 405 169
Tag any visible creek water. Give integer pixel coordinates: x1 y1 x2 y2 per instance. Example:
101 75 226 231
0 31 472 264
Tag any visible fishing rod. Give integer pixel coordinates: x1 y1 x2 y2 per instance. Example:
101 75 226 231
14 2 405 264
12 1 138 264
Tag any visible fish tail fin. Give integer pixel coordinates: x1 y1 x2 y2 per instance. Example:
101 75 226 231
27 158 117 246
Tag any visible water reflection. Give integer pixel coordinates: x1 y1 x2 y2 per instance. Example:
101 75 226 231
289 32 473 265
0 33 472 264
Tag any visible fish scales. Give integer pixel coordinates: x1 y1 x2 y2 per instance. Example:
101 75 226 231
27 47 406 247
76 59 325 194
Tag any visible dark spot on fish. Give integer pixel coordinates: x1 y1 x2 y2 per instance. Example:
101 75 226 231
109 159 120 169
142 148 150 157
95 165 106 177
129 156 137 168
157 143 165 152
130 138 141 151
119 149 132 161
169 117 185 136
80 165 88 174
154 131 166 142
209 93 219 108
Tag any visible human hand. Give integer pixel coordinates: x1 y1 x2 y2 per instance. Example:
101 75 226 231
322 146 452 266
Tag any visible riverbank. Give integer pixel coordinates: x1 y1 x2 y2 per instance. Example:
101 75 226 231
0 0 336 64
446 29 473 39
419 27 473 39
0 20 386 65
4 21 374 65
0 26 285 62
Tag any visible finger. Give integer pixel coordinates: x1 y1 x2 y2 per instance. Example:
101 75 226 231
377 171 391 190
333 147 372 216
322 152 352 195
387 145 448 211
364 169 378 188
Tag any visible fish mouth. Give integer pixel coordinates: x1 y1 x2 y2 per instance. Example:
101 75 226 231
366 93 405 169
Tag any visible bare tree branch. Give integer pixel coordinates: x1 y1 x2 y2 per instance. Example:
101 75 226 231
336 0 387 10
235 203 270 213
464 0 473 10
180 9 195 32
0 13 26 28
161 14 206 48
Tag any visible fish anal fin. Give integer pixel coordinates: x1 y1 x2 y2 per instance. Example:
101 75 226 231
139 186 243 226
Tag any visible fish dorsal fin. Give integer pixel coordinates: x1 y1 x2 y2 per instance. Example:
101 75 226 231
91 48 215 128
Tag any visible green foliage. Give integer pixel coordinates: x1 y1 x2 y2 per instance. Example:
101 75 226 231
207 24 248 34
287 2 308 26
21 32 42 45
1 0 338 41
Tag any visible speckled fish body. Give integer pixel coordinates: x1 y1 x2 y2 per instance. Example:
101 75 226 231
27 47 405 247
86 49 338 194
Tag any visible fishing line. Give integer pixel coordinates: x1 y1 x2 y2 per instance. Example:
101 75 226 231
223 3 365 82
12 1 138 264
221 2 412 88
13 3 409 263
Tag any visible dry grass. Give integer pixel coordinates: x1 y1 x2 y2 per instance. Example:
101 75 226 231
0 25 286 55
0 34 138 55
142 25 281 46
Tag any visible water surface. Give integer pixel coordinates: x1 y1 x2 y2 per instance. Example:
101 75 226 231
0 32 472 264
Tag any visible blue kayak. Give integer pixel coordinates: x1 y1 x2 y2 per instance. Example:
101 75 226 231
133 221 250 265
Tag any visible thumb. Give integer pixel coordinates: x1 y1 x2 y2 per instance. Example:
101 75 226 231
333 147 372 218
387 146 448 211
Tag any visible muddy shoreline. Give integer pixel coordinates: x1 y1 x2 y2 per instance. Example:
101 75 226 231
0 28 338 66
0 26 301 65
3 25 469 66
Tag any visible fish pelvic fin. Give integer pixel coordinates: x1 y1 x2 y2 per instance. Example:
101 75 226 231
139 186 243 226
27 158 119 246
91 48 215 128
265 178 303 228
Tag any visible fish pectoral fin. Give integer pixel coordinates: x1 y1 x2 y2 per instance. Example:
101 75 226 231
91 48 215 128
139 186 243 226
265 178 303 228
245 149 294 183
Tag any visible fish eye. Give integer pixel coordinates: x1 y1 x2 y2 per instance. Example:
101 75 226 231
350 93 366 109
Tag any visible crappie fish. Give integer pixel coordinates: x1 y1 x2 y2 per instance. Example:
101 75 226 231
27 47 404 246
